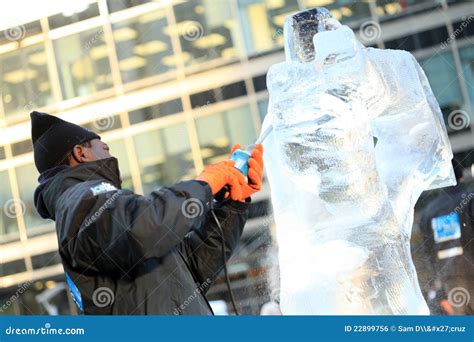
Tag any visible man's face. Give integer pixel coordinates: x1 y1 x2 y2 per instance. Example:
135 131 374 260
71 138 112 165
86 139 112 160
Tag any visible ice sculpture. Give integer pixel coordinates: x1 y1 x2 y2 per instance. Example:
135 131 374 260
261 8 455 314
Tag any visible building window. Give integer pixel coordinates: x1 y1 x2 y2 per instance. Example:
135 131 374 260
0 259 27 277
375 0 439 19
460 46 474 109
48 1 100 30
195 105 257 165
238 0 299 55
83 114 122 133
1 43 54 120
0 20 42 46
253 73 267 92
133 123 195 194
113 9 176 84
54 27 113 99
385 26 449 51
0 171 19 243
453 18 474 40
107 139 134 191
11 140 33 157
128 98 183 124
107 0 152 13
15 163 45 237
302 0 371 25
173 0 239 66
419 52 467 134
190 81 247 108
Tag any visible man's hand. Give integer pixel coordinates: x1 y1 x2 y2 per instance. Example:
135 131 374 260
196 144 264 201
196 160 249 201
230 144 264 199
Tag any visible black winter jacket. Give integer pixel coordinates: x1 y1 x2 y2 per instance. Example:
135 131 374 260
34 157 248 315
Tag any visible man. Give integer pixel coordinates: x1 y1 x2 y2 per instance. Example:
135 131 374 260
30 111 264 315
419 160 473 315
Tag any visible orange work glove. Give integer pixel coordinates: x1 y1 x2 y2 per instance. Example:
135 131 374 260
196 160 248 201
230 144 264 199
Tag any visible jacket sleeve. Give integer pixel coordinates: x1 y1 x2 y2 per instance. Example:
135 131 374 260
178 199 249 290
56 180 213 277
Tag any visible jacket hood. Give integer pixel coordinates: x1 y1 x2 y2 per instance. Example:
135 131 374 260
34 157 122 220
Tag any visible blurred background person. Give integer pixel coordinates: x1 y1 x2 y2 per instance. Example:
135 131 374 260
0 0 473 315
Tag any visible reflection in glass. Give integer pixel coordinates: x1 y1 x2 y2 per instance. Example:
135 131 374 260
238 0 299 54
1 44 54 119
173 0 239 66
375 0 438 18
0 171 19 242
48 1 100 29
113 10 176 83
303 0 370 25
133 123 195 194
195 105 256 165
129 98 183 125
460 46 474 111
54 27 113 99
107 139 134 191
107 0 152 13
419 52 466 134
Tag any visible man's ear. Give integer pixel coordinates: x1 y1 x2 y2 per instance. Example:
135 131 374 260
71 144 87 164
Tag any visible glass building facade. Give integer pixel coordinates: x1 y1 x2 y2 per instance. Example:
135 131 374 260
0 0 473 315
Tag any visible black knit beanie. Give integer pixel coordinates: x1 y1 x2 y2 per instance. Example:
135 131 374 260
30 111 100 173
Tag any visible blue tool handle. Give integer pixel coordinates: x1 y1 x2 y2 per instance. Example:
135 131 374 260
229 149 252 177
